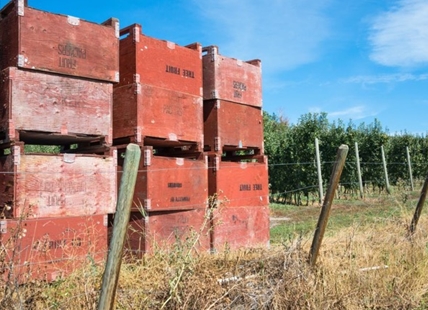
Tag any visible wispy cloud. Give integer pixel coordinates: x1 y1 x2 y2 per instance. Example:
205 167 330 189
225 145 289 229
309 105 380 121
328 106 377 120
342 73 428 84
369 0 428 67
193 0 331 73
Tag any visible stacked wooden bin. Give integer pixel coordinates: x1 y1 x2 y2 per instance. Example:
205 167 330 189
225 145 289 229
0 0 271 283
111 24 209 256
202 46 270 252
0 0 118 281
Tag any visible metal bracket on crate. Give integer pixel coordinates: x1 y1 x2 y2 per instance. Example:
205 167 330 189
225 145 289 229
13 145 20 165
134 127 142 143
214 137 221 152
17 0 24 16
62 153 76 164
133 25 140 43
213 156 220 171
0 220 7 233
211 90 219 99
67 16 80 26
17 54 25 67
144 148 151 166
144 199 151 210
135 83 142 95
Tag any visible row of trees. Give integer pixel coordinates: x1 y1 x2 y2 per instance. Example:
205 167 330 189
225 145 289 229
263 112 428 205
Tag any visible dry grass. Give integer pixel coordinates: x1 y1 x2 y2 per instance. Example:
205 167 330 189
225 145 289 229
2 196 428 309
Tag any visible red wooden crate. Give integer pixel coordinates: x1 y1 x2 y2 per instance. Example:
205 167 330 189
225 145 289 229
207 155 269 208
203 45 262 107
0 144 117 218
0 0 119 82
0 67 113 145
118 23 202 96
211 205 270 252
112 209 210 256
204 99 264 153
117 146 208 212
0 214 108 283
113 83 203 147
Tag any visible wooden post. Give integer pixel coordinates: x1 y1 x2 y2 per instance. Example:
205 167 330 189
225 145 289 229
98 144 141 310
315 138 323 203
309 144 348 267
355 142 364 199
381 145 391 194
409 173 428 235
406 146 414 191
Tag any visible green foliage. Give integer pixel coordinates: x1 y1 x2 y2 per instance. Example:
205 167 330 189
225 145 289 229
264 111 428 205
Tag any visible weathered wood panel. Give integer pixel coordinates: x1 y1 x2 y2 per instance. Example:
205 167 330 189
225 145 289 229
110 209 210 256
203 45 262 107
0 67 113 145
113 83 203 146
0 0 119 82
207 154 269 208
204 99 264 152
118 23 202 96
0 214 108 283
0 145 117 218
211 205 270 252
117 146 208 212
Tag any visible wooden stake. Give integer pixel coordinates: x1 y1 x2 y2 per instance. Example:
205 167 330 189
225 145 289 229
309 144 348 267
98 144 141 310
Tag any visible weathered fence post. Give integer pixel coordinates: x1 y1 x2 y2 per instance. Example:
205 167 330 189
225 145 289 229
381 145 391 194
98 144 141 310
409 173 428 235
355 142 364 199
309 144 348 267
315 138 323 203
406 146 414 191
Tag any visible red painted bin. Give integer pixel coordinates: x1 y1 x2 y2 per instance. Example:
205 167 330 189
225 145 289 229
110 209 210 256
113 83 203 147
0 214 108 283
0 67 113 146
203 45 262 107
0 0 119 82
207 154 269 208
117 146 208 212
113 24 203 145
117 23 202 95
0 144 117 218
204 99 264 153
210 205 270 252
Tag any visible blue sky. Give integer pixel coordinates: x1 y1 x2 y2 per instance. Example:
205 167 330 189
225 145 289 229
5 0 428 135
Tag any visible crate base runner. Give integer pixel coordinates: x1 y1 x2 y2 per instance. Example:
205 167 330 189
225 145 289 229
207 154 269 208
109 209 210 256
117 145 208 212
0 67 113 146
210 205 270 252
0 214 108 283
0 144 117 218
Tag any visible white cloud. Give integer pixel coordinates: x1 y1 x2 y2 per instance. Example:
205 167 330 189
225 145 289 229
342 73 428 84
193 0 331 73
369 0 428 67
328 105 378 120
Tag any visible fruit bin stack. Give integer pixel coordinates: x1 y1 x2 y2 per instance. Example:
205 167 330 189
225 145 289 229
0 0 118 282
202 45 270 252
110 23 209 256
